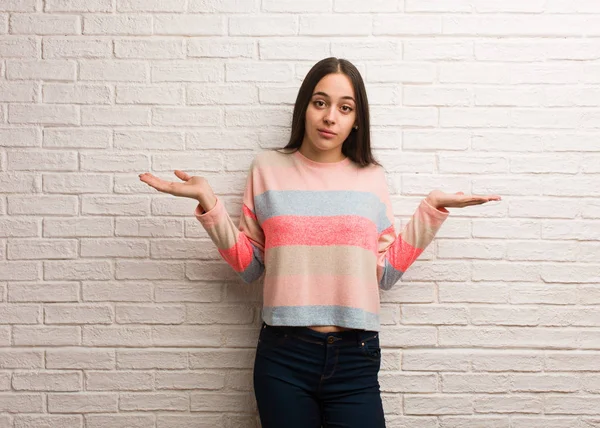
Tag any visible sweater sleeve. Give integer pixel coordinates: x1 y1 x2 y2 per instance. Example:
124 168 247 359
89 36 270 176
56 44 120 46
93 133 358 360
194 160 265 284
376 169 449 291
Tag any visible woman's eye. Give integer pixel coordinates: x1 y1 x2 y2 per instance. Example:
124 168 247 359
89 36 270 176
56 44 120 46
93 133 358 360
314 100 325 107
342 106 353 112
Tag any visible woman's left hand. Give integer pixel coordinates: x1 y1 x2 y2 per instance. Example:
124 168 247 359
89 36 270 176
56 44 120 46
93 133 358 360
426 190 501 209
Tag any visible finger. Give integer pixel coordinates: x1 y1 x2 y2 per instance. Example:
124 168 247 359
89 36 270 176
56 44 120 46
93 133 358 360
139 173 178 194
174 170 191 182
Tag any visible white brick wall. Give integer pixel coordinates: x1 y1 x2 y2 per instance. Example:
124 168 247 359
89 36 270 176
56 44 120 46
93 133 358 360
1 0 599 426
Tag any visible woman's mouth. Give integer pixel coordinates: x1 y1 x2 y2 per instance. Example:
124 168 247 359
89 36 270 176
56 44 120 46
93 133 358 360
317 129 336 139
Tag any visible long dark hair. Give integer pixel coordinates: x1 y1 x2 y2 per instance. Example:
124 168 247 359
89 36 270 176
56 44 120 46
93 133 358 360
274 57 381 168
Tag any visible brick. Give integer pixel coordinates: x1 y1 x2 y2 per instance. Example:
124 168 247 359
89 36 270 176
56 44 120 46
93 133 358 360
80 238 148 258
373 15 442 35
7 150 77 171
262 0 331 12
85 415 154 428
119 392 188 411
116 85 182 105
82 281 153 302
152 61 223 82
83 326 152 346
81 106 150 126
0 0 36 12
0 305 39 323
114 130 183 150
80 60 148 82
45 304 113 324
152 326 221 347
115 218 183 237
8 283 79 303
260 39 329 60
85 371 153 391
13 326 80 346
6 60 75 80
44 128 110 149
0 37 37 57
0 219 38 238
80 153 148 172
117 350 188 369
43 83 111 104
115 39 184 59
9 104 78 125
187 37 254 58
81 196 149 216
331 40 401 61
83 15 152 35
118 0 186 12
43 38 112 58
299 15 370 36
44 260 112 280
0 394 43 412
116 261 184 280
152 107 221 127
43 173 111 194
43 217 114 237
48 393 117 413
190 392 254 412
116 304 185 324
155 371 225 390
46 349 115 369
154 14 224 35
404 40 473 60
367 63 435 83
0 349 44 369
188 0 259 13
12 372 81 392
14 415 83 428
0 127 40 147
10 14 80 35
334 0 399 12
8 195 78 215
230 15 297 36
8 239 78 260
0 82 38 103
0 172 38 193
45 0 113 12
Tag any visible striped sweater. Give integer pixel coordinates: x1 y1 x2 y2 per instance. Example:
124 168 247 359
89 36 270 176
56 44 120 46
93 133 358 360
195 148 449 331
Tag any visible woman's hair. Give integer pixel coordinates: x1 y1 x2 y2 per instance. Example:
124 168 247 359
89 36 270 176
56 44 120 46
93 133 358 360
274 57 381 168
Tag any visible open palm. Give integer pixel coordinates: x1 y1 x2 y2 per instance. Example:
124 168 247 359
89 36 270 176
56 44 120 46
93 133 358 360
139 170 207 200
428 190 501 209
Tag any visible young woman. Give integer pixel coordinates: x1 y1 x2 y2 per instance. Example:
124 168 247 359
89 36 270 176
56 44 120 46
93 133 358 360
140 57 501 427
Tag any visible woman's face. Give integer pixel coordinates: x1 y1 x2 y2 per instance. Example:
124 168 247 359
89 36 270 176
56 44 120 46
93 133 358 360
302 72 357 159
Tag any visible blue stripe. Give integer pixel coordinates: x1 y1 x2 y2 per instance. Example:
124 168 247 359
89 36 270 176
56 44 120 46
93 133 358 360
262 305 380 332
254 190 391 234
239 243 264 284
379 258 404 291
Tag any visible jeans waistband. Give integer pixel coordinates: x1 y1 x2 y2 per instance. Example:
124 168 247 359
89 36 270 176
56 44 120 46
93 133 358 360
262 321 378 345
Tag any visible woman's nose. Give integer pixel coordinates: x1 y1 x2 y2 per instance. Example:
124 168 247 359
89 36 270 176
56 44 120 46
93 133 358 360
324 109 336 124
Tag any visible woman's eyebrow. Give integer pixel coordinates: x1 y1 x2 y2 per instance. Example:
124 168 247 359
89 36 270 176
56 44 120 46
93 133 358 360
312 91 356 103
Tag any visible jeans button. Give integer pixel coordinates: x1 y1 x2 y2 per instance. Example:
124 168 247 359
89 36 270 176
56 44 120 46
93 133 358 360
327 336 335 344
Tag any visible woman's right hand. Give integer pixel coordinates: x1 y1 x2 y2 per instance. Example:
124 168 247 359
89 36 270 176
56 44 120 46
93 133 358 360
139 170 217 211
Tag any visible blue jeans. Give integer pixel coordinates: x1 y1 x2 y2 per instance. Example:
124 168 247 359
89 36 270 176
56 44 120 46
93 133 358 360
253 321 386 427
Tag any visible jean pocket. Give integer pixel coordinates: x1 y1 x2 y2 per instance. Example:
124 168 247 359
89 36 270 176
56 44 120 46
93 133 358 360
359 333 381 361
257 325 289 351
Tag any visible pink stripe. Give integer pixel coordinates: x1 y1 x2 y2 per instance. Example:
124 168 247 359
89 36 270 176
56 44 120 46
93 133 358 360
253 162 388 201
242 204 257 221
386 234 424 272
263 215 378 250
218 236 253 273
263 274 380 313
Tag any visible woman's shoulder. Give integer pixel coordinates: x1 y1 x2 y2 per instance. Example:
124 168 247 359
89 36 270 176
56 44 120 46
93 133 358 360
252 148 295 169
